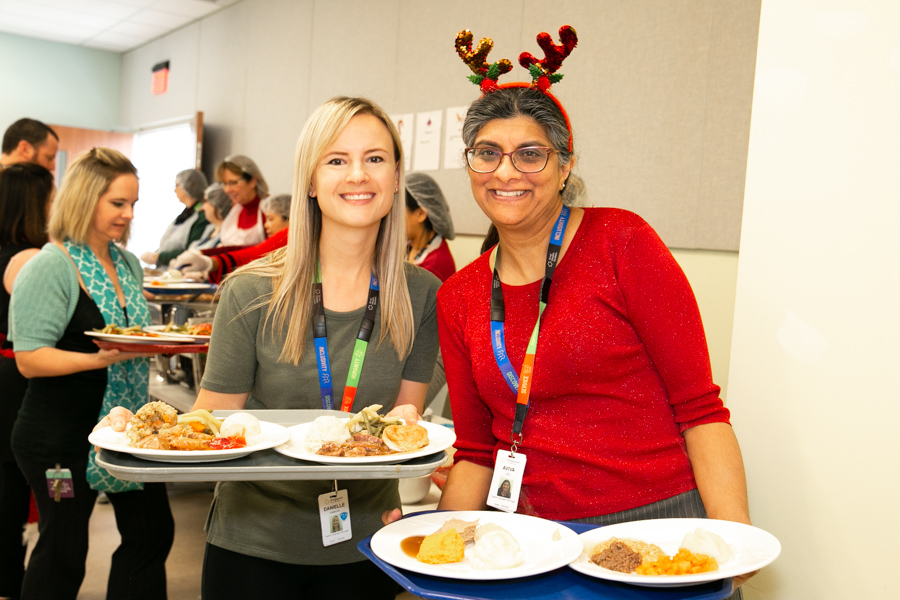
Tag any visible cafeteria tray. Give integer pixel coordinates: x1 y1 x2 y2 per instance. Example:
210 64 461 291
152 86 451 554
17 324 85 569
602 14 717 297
359 518 734 600
96 409 447 483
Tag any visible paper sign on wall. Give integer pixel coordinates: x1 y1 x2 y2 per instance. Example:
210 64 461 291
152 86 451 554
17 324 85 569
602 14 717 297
444 106 468 170
390 114 414 173
413 110 442 172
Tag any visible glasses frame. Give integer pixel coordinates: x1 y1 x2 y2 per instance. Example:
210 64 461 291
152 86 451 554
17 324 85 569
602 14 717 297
464 146 558 174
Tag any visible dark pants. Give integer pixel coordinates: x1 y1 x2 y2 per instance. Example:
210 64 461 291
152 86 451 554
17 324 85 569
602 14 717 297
0 459 31 599
202 543 399 600
573 489 744 600
15 454 174 600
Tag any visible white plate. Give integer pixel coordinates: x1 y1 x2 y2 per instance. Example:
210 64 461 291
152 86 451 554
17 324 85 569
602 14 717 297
371 510 582 581
274 419 455 464
84 331 190 344
143 325 211 342
89 421 291 463
569 518 781 587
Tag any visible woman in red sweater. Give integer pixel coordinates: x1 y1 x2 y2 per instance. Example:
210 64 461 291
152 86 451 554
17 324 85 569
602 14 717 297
423 30 752 593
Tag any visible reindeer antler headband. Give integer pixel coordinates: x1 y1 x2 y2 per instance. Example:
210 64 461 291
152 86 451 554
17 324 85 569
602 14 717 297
455 26 578 150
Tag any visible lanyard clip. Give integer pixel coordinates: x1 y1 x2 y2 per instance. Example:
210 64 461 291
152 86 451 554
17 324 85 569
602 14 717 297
509 432 523 456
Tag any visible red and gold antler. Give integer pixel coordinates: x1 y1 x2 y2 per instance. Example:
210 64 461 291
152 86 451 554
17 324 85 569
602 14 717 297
455 29 513 94
518 25 578 92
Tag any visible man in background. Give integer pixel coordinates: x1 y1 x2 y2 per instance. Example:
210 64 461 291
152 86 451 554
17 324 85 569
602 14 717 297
0 118 59 173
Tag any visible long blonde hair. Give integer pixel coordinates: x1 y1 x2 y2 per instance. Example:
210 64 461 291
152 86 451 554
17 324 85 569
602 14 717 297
228 97 412 365
48 147 137 245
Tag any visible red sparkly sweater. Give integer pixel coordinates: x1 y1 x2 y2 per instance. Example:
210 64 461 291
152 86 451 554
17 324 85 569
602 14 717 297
437 208 731 521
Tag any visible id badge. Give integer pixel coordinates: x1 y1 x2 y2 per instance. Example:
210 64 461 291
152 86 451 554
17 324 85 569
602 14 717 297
486 451 526 513
318 488 351 547
45 466 75 501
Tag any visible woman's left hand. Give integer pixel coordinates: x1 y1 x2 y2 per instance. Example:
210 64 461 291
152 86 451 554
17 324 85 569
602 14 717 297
386 403 419 424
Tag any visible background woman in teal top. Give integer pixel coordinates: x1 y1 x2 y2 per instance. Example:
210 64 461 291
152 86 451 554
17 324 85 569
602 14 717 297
10 148 173 600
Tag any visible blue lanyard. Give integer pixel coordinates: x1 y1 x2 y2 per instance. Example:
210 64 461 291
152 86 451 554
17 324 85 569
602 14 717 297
313 267 379 411
490 206 569 437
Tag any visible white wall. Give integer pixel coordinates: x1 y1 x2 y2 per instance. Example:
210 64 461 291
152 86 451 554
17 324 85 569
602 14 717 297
728 1 899 598
0 32 121 130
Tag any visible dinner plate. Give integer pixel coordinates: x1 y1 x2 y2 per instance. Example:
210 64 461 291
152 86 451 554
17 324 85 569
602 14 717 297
85 331 189 344
89 421 290 463
569 518 781 588
91 340 209 354
370 510 582 581
274 419 455 464
143 282 216 295
143 325 211 342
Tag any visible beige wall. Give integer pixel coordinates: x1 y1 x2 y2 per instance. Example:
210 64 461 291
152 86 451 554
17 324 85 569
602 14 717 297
119 0 758 251
729 1 899 597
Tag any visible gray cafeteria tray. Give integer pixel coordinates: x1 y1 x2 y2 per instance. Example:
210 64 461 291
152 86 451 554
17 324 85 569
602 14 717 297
96 409 448 483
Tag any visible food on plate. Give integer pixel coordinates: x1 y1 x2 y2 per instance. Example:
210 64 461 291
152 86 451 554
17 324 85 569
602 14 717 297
161 322 213 336
590 537 665 565
416 529 465 565
635 548 718 576
124 401 254 451
407 517 524 569
305 405 429 457
590 540 643 573
94 324 159 337
468 528 525 570
381 423 429 452
589 532 723 576
680 528 733 563
303 416 352 452
345 403 400 437
126 401 179 444
219 412 264 445
435 518 478 543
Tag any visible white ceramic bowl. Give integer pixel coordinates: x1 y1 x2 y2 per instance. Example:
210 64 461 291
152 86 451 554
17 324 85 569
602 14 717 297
399 475 432 504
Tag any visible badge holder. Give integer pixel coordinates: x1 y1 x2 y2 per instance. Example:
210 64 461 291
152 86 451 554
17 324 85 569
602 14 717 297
318 480 351 547
45 463 75 502
487 433 527 513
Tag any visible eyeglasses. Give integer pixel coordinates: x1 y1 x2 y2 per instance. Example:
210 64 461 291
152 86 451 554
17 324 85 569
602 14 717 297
221 178 245 188
464 146 557 174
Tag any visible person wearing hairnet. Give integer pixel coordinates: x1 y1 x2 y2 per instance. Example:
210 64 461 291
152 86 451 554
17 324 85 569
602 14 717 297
186 183 233 252
215 154 268 246
139 168 210 267
405 172 456 283
260 193 291 237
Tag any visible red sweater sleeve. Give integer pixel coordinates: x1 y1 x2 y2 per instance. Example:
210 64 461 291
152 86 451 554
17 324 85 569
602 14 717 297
616 222 730 431
206 228 288 284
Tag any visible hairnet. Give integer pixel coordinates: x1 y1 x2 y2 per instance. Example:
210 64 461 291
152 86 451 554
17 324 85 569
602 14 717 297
203 183 232 219
261 194 291 219
174 169 208 204
219 154 269 198
405 172 455 240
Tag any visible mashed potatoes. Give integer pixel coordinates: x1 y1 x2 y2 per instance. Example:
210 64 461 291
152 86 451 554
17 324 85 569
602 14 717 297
219 413 263 445
304 416 351 453
468 529 525 570
680 528 734 563
417 529 465 564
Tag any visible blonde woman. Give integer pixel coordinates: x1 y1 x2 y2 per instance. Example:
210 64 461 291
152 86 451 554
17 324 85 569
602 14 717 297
10 148 172 600
103 97 440 598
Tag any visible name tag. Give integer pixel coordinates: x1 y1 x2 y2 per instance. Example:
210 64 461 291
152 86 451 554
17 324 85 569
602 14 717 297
487 451 526 513
318 488 352 547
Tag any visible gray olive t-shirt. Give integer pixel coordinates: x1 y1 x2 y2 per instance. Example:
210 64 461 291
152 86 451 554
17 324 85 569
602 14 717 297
202 262 440 565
